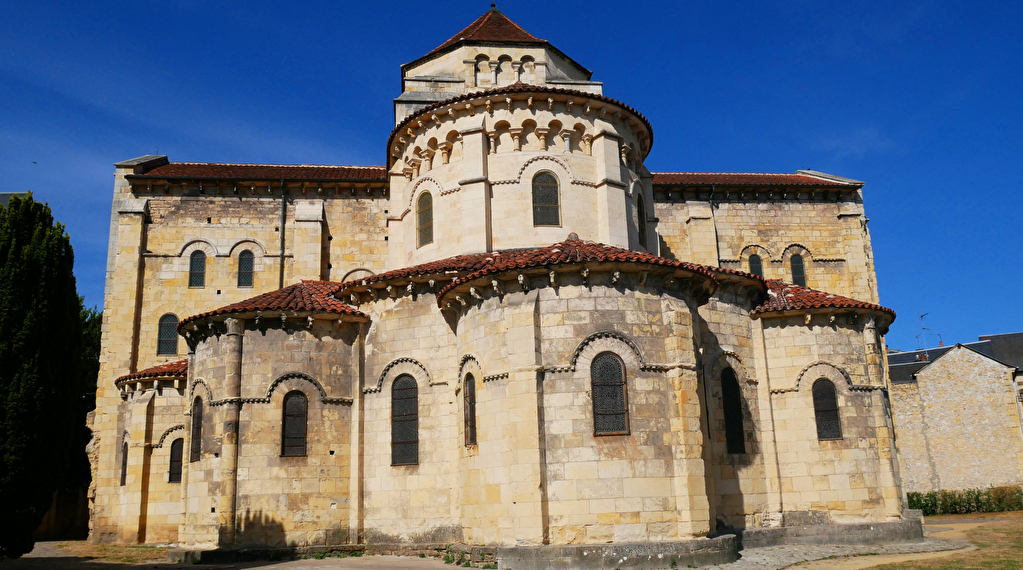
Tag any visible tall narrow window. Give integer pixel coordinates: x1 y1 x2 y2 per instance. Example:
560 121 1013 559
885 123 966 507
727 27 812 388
417 192 433 247
532 172 560 226
120 440 129 486
748 254 763 277
168 438 184 483
592 352 629 435
464 374 477 446
190 397 203 463
281 391 308 456
237 250 254 287
157 314 179 355
721 367 746 454
391 375 419 465
637 195 648 249
790 254 806 286
812 379 842 440
189 251 206 288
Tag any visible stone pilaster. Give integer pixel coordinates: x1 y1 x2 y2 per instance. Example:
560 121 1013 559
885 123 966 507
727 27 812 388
218 318 243 546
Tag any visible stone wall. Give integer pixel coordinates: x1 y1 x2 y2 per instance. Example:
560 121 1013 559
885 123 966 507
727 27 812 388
654 193 878 303
890 346 1023 493
759 316 900 523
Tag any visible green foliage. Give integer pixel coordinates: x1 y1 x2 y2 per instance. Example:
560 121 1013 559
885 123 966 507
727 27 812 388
0 195 83 558
444 552 455 564
907 485 1023 516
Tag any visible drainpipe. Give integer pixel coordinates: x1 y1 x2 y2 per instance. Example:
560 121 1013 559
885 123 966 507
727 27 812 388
279 180 287 288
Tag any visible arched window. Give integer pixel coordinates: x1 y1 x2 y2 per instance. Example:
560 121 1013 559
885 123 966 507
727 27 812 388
812 379 842 440
237 250 254 287
281 391 308 456
157 314 179 355
637 195 649 249
790 254 806 287
391 375 419 466
120 440 128 486
464 374 477 446
721 367 746 454
532 172 560 226
189 397 203 463
168 438 184 483
417 192 433 248
748 254 763 277
189 251 206 288
592 352 629 435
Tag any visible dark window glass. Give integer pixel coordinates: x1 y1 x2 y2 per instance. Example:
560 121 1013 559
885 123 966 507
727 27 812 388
391 374 419 465
637 196 648 249
190 397 203 462
791 254 806 286
169 438 184 483
189 251 206 288
592 352 629 435
120 440 128 486
157 314 179 355
721 367 746 454
532 172 560 226
812 379 842 440
748 254 763 277
281 391 308 456
464 374 477 446
237 250 254 287
417 192 433 247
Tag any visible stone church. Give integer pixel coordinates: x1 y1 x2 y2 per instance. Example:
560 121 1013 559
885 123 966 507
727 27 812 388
89 7 915 566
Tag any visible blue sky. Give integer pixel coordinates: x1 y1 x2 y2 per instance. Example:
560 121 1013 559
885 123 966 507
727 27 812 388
1 1 1019 350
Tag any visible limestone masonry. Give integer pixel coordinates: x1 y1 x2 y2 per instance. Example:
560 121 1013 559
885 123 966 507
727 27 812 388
89 7 916 564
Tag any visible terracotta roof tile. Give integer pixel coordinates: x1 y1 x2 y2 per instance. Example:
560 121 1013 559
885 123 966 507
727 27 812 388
436 239 719 302
388 83 652 167
753 280 895 319
116 359 188 383
128 162 387 182
427 8 544 57
652 172 856 187
339 252 500 292
181 280 367 328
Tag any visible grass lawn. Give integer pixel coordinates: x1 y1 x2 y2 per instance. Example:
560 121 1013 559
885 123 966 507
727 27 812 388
867 514 1023 570
55 542 168 564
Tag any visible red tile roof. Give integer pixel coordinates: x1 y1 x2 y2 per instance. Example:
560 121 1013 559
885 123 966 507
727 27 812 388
388 83 652 167
427 8 544 57
652 172 857 187
436 239 719 302
753 280 895 319
116 359 188 383
180 280 367 328
127 162 387 182
339 252 500 292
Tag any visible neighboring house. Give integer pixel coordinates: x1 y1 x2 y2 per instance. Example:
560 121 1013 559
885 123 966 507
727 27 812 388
0 192 29 206
89 6 914 563
889 334 1023 493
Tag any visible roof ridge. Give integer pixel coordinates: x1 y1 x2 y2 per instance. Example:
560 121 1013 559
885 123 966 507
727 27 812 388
170 162 386 169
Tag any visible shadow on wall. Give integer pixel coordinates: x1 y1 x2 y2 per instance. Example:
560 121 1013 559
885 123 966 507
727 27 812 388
236 509 288 549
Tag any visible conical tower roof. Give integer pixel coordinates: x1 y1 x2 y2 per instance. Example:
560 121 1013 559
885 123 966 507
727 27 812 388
402 6 591 79
427 6 545 55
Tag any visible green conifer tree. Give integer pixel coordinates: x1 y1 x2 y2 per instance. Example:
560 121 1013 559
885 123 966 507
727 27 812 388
0 194 83 558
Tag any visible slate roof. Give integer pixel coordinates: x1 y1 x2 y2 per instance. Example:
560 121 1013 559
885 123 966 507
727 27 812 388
180 280 367 328
651 172 857 187
436 239 722 301
388 82 652 167
116 359 188 383
752 280 895 319
127 163 387 182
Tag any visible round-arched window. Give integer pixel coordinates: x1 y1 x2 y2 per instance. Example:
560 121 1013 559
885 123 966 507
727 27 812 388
417 192 433 248
532 172 560 227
